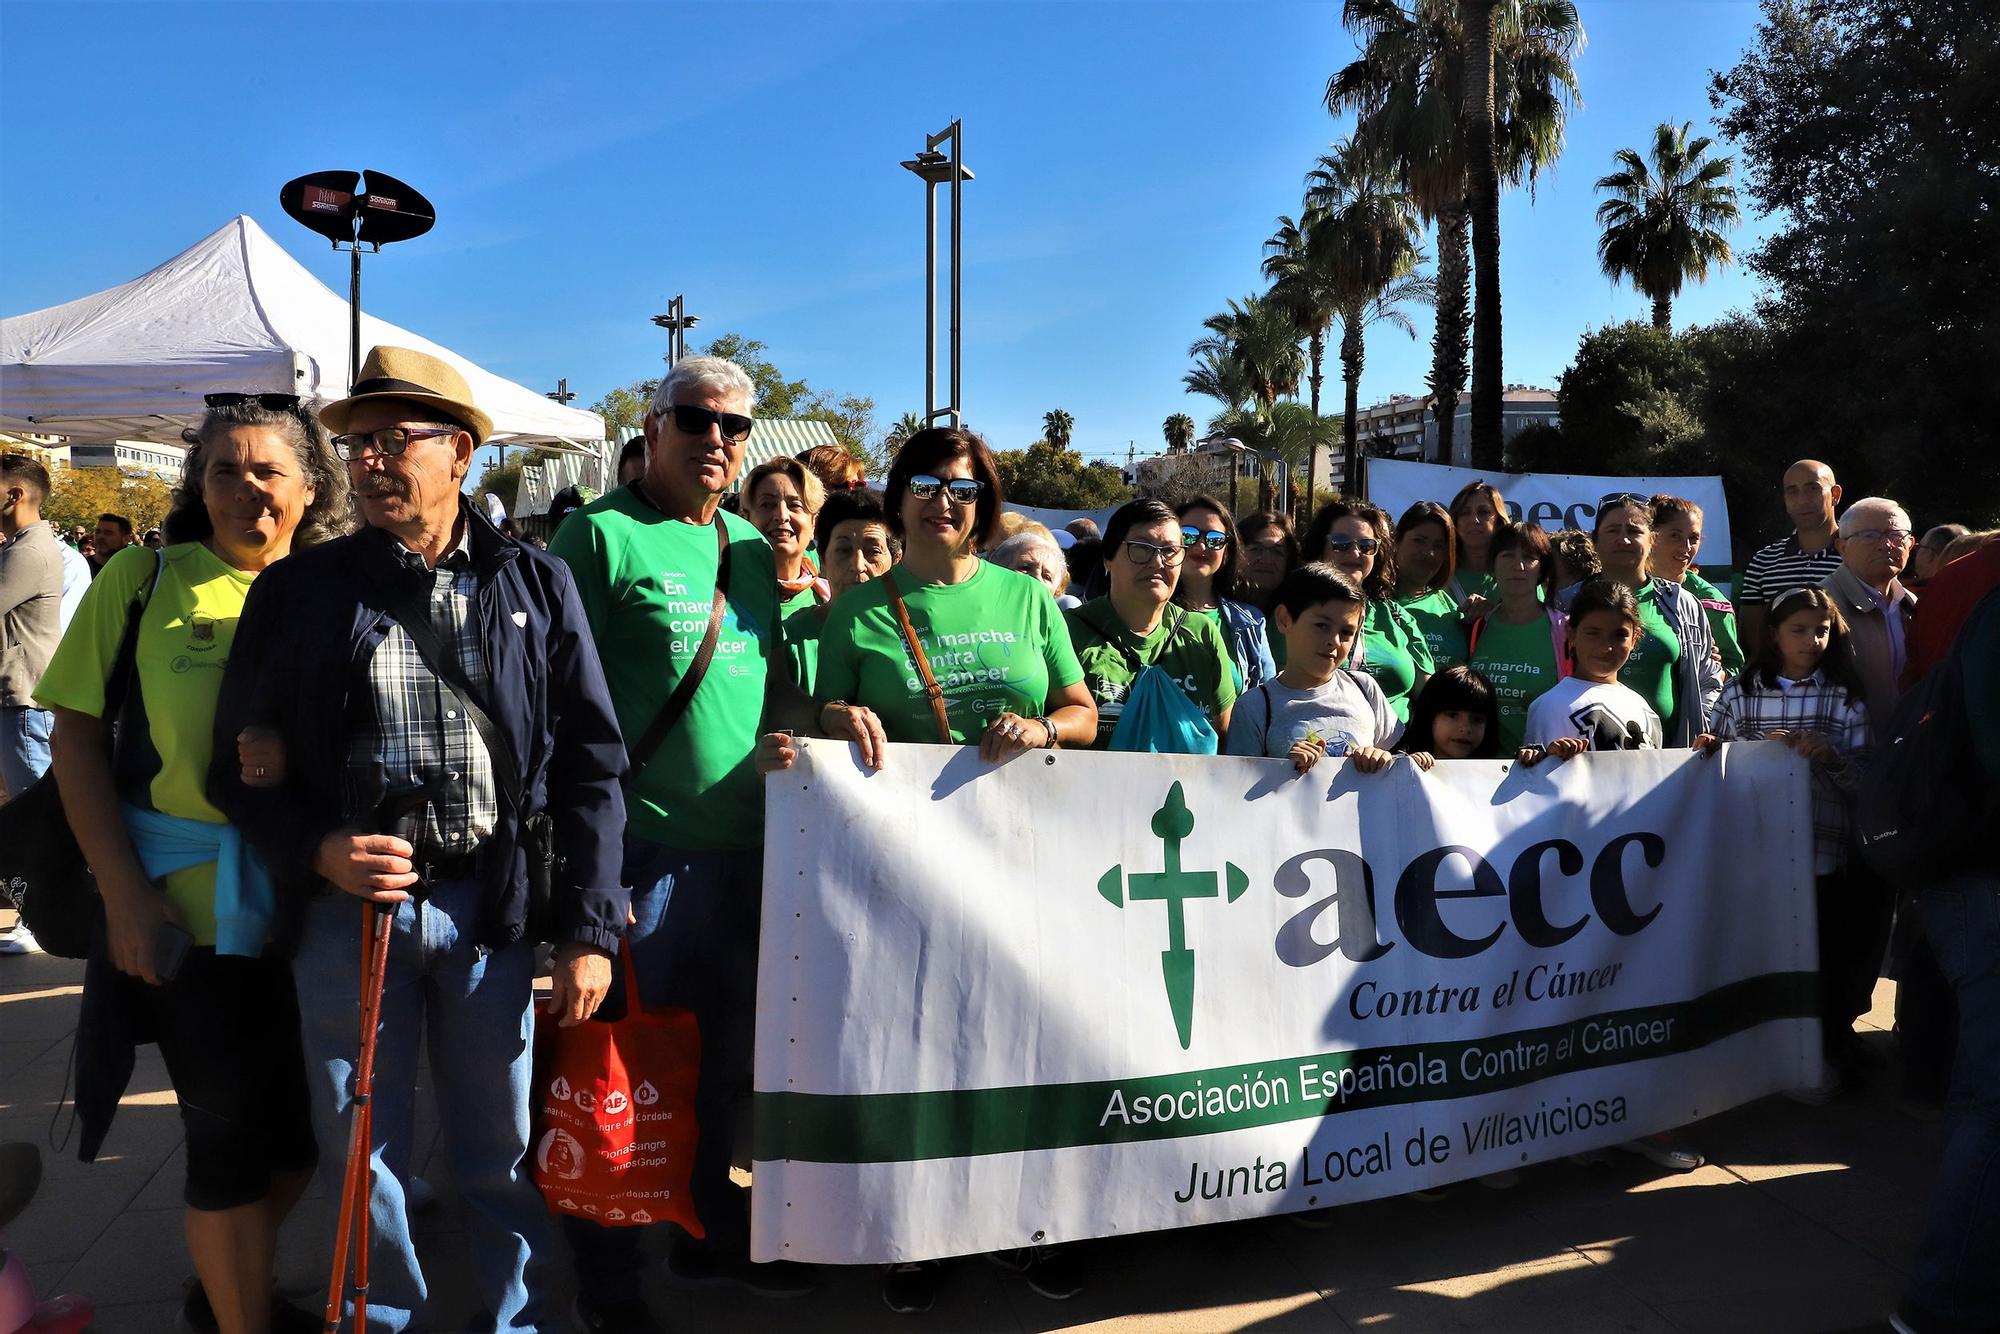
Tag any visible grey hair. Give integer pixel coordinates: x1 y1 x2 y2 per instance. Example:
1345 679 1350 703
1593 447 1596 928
988 531 1069 593
1837 496 1910 537
1921 523 1970 552
164 399 354 549
650 356 755 418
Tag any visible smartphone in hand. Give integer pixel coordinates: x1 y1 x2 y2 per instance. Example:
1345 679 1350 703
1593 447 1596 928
153 922 194 983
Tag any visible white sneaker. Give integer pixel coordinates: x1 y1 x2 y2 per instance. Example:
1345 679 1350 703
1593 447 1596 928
0 925 42 956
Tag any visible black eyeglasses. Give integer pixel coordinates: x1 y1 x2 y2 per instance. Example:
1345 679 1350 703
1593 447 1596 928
1326 536 1381 556
1181 526 1229 552
1123 539 1186 567
907 474 985 505
205 392 301 411
670 403 754 443
331 426 458 461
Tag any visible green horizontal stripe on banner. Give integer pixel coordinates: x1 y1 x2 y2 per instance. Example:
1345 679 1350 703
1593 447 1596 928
754 971 1816 1164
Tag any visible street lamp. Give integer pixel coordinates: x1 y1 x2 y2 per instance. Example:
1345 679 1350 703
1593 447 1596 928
651 295 700 366
279 170 436 387
1201 435 1251 516
901 122 973 428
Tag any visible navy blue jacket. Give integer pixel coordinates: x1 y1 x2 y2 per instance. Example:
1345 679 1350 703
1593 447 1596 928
208 503 629 954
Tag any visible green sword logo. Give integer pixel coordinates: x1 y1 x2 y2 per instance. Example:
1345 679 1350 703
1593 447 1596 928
1097 782 1248 1049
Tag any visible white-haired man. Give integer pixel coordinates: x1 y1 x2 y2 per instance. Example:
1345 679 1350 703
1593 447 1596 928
550 356 814 1333
1824 496 1918 727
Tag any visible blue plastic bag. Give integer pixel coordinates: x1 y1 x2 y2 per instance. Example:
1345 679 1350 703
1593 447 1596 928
1106 664 1219 755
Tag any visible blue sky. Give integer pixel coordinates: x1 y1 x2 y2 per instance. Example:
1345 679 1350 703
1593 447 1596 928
0 1 1776 467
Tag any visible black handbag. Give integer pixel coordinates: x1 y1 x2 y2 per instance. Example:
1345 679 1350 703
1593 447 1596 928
0 550 164 959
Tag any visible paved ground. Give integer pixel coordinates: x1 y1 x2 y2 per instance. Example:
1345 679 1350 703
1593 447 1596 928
1 911 1937 1333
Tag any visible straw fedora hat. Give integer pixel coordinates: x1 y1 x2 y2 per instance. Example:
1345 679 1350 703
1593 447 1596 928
320 346 494 445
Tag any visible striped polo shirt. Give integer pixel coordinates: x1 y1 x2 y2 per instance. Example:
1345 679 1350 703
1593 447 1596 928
1737 532 1844 607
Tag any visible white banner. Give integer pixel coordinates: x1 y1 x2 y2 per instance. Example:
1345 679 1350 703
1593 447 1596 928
1367 459 1735 566
753 743 1817 1264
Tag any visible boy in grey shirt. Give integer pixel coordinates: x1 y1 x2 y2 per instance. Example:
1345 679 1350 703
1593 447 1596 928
1224 563 1401 770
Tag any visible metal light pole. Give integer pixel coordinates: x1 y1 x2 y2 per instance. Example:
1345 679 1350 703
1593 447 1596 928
279 170 435 388
651 295 700 367
902 122 973 427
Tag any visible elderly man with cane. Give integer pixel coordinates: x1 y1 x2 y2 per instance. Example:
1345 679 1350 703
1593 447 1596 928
211 348 629 1332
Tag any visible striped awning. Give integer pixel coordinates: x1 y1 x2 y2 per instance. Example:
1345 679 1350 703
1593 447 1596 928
731 417 839 490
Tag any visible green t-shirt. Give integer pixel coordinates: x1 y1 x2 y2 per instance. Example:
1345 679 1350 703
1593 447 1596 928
816 562 1084 744
781 583 821 617
1399 588 1468 671
1452 570 1499 606
1682 571 1745 677
1469 611 1564 753
1354 598 1434 723
550 491 778 850
783 603 826 696
1619 580 1684 734
1064 598 1240 748
35 543 255 946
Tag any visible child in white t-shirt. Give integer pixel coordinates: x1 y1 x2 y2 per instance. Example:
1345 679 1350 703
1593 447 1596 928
1226 563 1401 771
1520 579 1664 764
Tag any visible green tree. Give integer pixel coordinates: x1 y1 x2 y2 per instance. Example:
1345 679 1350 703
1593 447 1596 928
1594 121 1741 329
1162 413 1196 453
884 411 926 453
1303 139 1437 492
1709 0 2000 531
1328 0 1581 465
1042 409 1075 451
1262 212 1342 517
694 333 811 417
993 439 1132 510
798 391 878 464
1188 295 1306 413
590 381 657 435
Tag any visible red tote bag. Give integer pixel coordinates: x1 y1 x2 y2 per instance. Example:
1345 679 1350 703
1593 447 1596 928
530 942 704 1234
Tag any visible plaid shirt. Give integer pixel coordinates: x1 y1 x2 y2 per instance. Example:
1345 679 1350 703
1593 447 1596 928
343 528 498 863
1707 670 1869 874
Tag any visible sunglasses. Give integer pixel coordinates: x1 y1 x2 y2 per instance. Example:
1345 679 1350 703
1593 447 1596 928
331 425 459 461
205 392 301 411
1123 538 1186 567
1325 536 1381 556
1597 492 1650 513
907 474 985 505
1180 526 1229 552
670 402 754 443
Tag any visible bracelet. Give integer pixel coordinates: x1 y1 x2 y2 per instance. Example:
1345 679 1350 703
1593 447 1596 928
820 700 850 727
1037 715 1059 749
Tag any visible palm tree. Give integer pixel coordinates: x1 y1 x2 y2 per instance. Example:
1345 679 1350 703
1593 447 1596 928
1041 408 1075 451
1594 121 1740 329
1188 295 1307 412
1262 214 1342 520
1183 345 1252 410
883 410 926 453
1303 140 1436 491
1329 0 1581 467
1163 413 1196 454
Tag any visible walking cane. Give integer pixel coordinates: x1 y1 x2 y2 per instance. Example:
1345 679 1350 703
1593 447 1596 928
323 903 393 1333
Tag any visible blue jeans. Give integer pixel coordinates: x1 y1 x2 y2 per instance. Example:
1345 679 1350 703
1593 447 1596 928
293 880 549 1333
1904 876 2000 1331
0 705 52 798
565 838 761 1306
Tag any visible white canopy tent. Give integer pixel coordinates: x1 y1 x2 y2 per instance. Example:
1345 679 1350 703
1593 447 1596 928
0 215 605 453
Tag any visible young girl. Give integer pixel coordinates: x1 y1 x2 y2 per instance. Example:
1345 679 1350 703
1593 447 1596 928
1697 586 1871 1098
1225 563 1401 773
1521 579 1664 764
1396 666 1503 769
